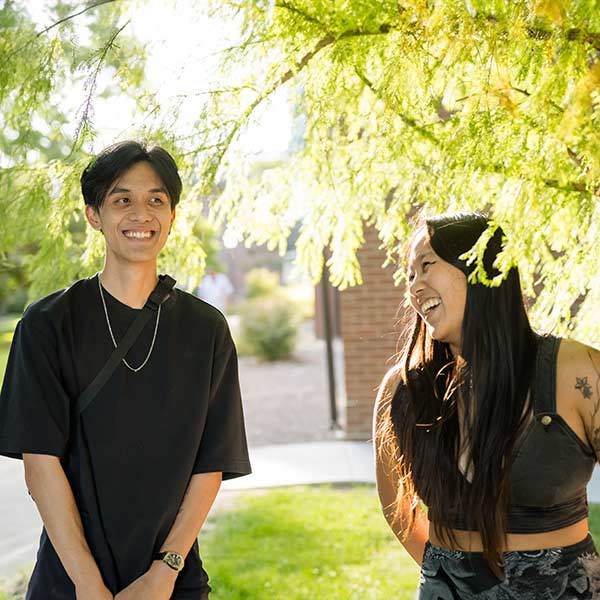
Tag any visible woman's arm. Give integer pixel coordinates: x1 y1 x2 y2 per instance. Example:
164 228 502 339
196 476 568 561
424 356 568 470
561 340 600 459
373 367 429 565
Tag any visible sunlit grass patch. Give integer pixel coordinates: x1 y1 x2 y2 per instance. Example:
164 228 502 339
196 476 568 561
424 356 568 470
201 485 420 600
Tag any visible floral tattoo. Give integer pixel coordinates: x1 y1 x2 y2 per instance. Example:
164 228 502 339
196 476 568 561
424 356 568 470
578 352 600 452
575 377 593 399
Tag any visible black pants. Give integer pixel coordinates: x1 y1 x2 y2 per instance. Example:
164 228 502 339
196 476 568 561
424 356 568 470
418 535 600 599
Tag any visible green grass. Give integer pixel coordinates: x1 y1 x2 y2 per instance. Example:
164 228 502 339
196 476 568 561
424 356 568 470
200 485 420 600
201 489 600 600
2 487 600 599
589 504 600 542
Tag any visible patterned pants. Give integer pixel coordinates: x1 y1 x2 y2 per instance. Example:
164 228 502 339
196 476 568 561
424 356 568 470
418 535 600 599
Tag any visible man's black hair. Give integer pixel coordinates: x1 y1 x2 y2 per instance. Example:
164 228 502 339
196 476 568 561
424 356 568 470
81 140 182 210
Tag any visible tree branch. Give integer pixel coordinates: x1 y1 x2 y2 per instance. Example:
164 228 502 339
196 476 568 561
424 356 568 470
203 34 335 181
355 68 440 145
275 1 327 29
203 16 403 183
527 26 600 50
203 3 599 189
36 0 119 37
72 20 129 149
542 178 597 195
276 1 397 38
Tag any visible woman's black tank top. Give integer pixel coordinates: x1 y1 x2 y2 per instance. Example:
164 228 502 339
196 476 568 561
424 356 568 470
430 334 597 534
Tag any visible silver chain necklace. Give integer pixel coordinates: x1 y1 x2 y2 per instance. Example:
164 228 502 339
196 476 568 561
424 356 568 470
97 274 161 373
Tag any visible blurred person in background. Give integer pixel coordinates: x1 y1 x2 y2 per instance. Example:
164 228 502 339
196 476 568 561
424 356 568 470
194 266 234 314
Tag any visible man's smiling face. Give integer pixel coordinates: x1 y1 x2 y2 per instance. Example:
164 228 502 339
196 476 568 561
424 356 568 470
85 161 175 267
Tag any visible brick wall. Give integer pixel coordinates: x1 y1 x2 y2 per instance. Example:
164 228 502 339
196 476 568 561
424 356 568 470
339 226 406 440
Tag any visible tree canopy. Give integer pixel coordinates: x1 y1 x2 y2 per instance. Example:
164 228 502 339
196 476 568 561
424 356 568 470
2 0 600 340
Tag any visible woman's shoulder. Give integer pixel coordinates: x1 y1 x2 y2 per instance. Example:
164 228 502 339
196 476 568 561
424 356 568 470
374 362 421 421
556 337 600 378
382 362 403 390
373 364 401 422
556 337 600 431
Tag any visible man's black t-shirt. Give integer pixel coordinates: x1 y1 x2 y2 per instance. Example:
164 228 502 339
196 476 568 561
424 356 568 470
0 275 251 599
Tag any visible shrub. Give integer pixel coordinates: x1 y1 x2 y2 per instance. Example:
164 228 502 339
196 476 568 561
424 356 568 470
244 268 280 299
237 294 299 361
282 283 315 321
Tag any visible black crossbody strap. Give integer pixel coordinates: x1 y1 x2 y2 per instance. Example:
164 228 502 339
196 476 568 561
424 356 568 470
77 275 176 415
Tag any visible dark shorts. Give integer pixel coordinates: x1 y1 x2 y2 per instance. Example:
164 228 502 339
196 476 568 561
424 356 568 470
418 535 600 599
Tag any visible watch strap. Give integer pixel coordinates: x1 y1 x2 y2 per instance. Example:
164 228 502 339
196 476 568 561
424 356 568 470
154 550 184 571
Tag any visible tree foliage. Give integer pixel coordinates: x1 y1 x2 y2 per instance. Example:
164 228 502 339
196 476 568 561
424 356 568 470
0 0 206 304
202 0 600 341
2 0 600 340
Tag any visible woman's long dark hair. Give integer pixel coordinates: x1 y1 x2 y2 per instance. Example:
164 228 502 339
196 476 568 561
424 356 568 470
377 211 537 573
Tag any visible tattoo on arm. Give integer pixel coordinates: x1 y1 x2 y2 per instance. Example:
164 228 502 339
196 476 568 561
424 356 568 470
578 353 600 452
575 377 593 399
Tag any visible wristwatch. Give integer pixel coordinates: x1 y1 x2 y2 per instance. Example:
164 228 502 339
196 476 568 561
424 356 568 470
155 550 184 572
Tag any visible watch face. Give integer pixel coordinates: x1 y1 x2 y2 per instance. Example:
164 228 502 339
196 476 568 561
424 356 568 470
164 552 184 571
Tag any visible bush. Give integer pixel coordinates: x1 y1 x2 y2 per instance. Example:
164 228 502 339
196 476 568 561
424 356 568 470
282 282 315 321
237 294 299 361
0 258 29 316
244 268 280 299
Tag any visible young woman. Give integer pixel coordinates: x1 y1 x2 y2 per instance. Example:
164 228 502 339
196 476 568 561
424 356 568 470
374 211 600 598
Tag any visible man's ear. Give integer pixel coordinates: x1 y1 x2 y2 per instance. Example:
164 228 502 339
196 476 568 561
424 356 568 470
170 208 176 231
85 205 102 231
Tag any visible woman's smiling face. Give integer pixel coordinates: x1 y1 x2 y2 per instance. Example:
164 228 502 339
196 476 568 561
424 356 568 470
407 228 468 355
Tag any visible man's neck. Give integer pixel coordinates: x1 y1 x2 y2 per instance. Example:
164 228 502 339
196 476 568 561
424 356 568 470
99 260 159 309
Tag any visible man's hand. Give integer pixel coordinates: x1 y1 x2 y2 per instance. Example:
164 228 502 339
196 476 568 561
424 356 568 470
114 562 177 600
115 471 220 599
75 581 113 599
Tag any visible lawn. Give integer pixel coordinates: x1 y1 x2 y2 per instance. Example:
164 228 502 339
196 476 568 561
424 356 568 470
0 485 419 600
201 485 420 600
199 490 600 600
2 486 600 599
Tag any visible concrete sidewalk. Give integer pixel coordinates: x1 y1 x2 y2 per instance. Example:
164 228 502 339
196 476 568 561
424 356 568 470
223 440 600 500
222 440 374 490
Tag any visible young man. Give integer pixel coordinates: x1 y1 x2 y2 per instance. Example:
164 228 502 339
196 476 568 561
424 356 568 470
0 141 251 599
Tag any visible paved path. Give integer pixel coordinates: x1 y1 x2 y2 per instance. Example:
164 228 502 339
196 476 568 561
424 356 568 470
222 441 373 490
238 324 345 447
0 459 41 577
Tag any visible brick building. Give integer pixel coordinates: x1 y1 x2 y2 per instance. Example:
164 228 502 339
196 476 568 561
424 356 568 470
338 227 406 439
